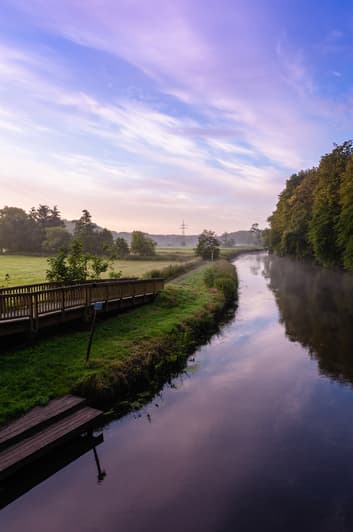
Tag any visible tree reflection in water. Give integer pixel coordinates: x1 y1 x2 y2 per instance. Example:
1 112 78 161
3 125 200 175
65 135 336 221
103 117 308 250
263 254 353 386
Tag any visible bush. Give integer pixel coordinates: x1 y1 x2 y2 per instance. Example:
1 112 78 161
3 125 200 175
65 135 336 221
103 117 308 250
203 259 238 303
46 240 113 283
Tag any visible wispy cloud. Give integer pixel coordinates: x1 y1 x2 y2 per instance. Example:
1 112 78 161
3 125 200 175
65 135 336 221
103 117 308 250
1 0 353 231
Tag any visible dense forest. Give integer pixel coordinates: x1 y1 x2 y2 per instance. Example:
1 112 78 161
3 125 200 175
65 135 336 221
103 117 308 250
266 140 353 269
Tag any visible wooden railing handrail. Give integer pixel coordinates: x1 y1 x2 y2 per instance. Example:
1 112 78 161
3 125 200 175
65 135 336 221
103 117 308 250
0 278 164 323
0 277 138 295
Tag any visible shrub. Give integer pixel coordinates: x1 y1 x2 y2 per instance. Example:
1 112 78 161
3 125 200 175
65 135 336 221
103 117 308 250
203 259 238 303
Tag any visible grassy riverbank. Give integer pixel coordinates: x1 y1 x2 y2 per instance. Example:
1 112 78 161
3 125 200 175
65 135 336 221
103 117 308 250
0 260 238 425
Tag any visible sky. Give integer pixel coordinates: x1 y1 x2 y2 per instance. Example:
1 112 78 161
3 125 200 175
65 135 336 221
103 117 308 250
1 0 353 234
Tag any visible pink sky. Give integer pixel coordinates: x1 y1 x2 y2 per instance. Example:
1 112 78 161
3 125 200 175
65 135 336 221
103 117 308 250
0 0 352 232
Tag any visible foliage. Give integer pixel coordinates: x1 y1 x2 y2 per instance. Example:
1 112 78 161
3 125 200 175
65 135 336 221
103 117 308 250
46 240 111 282
203 259 238 303
214 277 236 303
130 230 156 256
195 229 220 260
250 223 263 246
267 141 353 269
29 205 64 229
0 204 65 254
89 255 111 280
0 205 115 257
42 226 72 253
0 206 38 253
73 210 114 255
114 237 130 258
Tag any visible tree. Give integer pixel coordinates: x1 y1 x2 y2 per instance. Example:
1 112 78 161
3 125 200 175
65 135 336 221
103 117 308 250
130 231 156 256
0 206 38 253
267 140 353 267
250 223 262 246
337 154 353 269
42 226 72 254
308 142 353 267
47 240 89 282
95 228 114 255
74 210 113 255
196 230 220 260
114 237 130 258
46 240 112 282
74 210 95 253
28 204 65 251
29 204 64 229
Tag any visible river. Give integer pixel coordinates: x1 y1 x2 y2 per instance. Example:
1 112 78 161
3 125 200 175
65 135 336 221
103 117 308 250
2 251 353 531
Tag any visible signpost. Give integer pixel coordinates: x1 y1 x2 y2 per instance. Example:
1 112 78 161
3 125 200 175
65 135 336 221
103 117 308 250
86 302 104 363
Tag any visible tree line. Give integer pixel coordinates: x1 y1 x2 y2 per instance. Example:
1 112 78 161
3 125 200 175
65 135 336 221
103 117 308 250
0 206 156 257
266 140 353 269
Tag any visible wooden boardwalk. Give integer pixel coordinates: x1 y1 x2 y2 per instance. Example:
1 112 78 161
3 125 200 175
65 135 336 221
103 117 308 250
0 395 103 481
0 277 164 336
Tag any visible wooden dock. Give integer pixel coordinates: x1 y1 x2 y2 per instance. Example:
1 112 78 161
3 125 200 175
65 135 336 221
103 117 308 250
0 277 164 337
0 395 103 481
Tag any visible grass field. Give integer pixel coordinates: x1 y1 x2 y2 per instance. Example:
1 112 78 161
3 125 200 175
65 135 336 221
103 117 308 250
0 263 237 424
0 247 258 286
0 255 189 286
157 247 195 255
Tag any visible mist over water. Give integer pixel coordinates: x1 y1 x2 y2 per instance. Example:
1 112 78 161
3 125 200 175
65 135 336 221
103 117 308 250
2 252 353 531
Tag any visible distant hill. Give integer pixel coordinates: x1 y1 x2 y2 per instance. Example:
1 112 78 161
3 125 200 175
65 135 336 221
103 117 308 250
64 221 259 248
114 231 260 247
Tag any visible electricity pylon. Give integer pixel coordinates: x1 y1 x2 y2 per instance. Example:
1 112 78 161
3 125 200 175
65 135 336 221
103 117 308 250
180 220 188 247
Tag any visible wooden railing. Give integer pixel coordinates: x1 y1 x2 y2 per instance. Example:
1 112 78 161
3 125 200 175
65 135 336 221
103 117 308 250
0 278 137 296
0 278 164 324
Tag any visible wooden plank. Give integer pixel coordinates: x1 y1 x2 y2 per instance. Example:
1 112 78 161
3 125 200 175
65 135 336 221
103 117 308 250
0 395 86 451
0 406 103 480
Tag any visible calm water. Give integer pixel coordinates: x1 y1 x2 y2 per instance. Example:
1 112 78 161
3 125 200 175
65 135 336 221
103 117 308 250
3 252 353 531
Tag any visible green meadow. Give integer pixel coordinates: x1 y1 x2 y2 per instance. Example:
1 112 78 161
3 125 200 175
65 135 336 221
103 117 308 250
0 255 189 287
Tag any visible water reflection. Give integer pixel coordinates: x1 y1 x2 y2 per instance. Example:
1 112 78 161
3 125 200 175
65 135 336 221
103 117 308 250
0 433 105 510
264 254 353 386
3 253 353 531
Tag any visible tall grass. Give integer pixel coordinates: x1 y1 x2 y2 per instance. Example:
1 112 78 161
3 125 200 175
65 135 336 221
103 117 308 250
142 259 203 281
204 259 238 303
